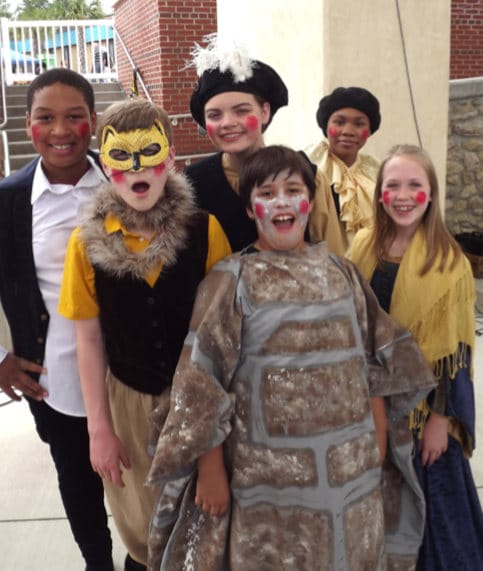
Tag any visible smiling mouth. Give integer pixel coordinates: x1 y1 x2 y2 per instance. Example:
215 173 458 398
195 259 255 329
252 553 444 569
51 143 73 150
131 182 150 194
222 132 242 140
272 214 295 230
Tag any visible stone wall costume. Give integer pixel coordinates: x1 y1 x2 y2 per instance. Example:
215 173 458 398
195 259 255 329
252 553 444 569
147 242 435 570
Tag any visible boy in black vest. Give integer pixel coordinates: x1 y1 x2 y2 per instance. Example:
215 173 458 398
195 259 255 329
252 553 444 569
59 98 230 570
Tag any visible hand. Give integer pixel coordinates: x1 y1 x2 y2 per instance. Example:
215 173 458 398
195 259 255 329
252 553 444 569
419 412 448 466
0 353 48 401
195 446 230 516
89 427 131 488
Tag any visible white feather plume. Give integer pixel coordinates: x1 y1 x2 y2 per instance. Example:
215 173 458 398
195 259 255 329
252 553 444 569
188 33 255 83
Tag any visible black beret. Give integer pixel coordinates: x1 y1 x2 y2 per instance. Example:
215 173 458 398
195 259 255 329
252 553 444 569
316 86 381 136
190 61 288 128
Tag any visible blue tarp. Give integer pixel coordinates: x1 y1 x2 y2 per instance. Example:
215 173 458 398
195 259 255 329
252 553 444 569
3 49 39 66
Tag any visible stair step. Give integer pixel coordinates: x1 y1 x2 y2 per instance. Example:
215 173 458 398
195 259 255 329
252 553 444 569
6 97 125 119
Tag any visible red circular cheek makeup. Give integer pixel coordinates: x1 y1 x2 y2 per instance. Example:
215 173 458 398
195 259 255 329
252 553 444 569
30 124 40 142
254 203 266 219
111 170 125 183
328 126 339 138
299 199 310 215
206 124 215 138
78 122 90 138
381 191 391 204
360 129 369 141
245 115 259 131
153 163 166 176
416 191 428 204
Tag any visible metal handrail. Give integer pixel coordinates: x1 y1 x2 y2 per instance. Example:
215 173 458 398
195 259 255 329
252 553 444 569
1 19 10 177
175 152 213 165
0 65 7 130
1 130 10 177
113 26 151 102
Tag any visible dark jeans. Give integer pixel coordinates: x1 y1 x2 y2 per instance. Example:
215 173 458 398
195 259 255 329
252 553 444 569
28 399 113 567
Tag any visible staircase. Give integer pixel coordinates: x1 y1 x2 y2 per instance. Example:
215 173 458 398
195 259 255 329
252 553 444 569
3 81 127 173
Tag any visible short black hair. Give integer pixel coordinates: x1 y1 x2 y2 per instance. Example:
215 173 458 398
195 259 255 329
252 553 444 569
239 145 316 210
27 68 95 113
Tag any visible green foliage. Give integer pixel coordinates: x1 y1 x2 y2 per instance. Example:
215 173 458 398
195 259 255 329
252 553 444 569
17 0 105 20
0 0 12 18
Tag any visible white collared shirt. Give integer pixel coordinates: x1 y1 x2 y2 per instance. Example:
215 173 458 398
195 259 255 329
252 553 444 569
27 156 105 416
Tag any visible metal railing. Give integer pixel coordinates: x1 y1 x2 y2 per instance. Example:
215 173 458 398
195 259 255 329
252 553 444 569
0 17 211 173
0 18 117 85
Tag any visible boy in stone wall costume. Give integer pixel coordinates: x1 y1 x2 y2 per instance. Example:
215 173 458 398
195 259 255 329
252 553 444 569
146 146 435 571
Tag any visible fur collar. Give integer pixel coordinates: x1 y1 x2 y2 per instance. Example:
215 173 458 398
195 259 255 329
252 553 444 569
80 170 197 279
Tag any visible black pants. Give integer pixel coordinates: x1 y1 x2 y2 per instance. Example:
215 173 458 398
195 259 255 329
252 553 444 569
28 399 113 567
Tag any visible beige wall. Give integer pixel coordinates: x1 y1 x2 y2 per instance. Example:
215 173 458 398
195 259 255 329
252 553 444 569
217 0 451 197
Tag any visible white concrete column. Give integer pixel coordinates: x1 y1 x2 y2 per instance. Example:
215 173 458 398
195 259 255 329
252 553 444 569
217 0 451 197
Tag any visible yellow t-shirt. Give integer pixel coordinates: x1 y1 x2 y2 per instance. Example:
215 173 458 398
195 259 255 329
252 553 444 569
59 213 231 320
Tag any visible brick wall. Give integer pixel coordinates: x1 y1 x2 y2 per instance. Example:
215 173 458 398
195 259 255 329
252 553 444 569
450 0 483 79
114 0 217 163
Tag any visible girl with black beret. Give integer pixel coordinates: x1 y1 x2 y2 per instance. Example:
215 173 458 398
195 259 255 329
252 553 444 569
306 86 381 251
185 34 345 255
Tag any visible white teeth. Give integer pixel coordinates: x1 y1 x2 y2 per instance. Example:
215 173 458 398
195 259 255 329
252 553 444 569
52 144 71 150
273 215 293 222
395 205 413 212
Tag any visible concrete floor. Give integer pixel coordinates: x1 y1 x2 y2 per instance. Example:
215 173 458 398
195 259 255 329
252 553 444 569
1 281 482 571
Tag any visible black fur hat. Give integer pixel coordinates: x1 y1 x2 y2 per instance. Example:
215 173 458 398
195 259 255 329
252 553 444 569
316 86 381 136
188 35 288 128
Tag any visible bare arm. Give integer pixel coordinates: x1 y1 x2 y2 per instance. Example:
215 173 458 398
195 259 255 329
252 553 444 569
195 444 230 516
75 317 130 487
419 412 448 466
370 396 387 461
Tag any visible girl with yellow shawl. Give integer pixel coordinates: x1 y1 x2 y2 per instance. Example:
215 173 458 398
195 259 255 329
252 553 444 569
349 144 483 571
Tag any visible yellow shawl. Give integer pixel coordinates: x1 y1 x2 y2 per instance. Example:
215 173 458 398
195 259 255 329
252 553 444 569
351 227 475 376
350 227 475 436
305 140 379 247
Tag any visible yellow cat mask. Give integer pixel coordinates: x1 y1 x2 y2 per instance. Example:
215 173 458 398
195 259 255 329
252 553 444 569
100 120 170 172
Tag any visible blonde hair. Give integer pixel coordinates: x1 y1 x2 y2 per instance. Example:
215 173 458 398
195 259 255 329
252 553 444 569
372 144 462 275
96 98 173 147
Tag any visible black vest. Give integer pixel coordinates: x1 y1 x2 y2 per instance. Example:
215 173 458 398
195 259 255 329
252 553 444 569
185 153 258 252
93 211 209 395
